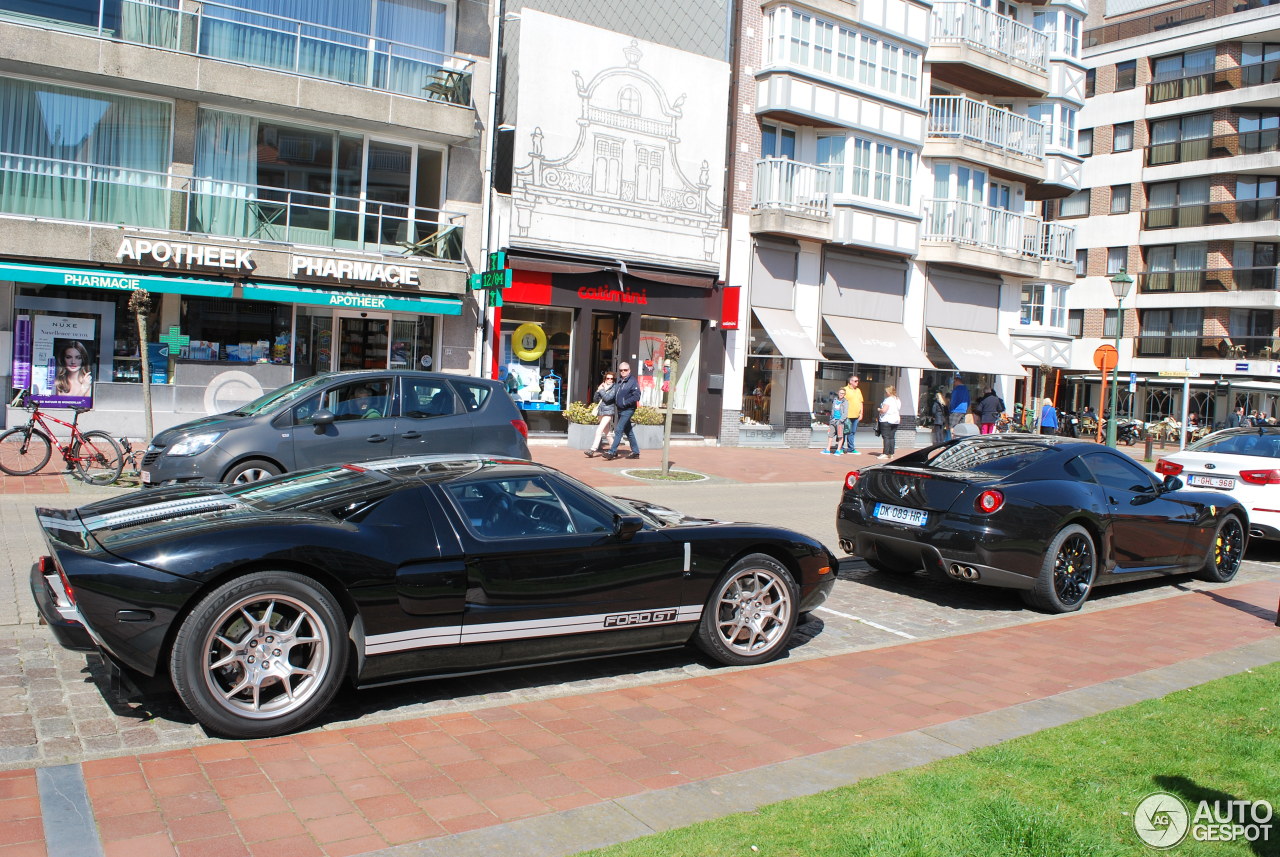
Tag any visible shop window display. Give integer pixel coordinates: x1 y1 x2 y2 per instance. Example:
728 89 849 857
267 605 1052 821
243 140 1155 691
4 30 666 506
639 316 699 430
743 357 784 425
500 309 571 427
181 297 289 363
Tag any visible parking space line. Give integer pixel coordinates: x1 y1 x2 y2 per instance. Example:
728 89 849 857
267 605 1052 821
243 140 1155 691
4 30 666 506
816 606 916 639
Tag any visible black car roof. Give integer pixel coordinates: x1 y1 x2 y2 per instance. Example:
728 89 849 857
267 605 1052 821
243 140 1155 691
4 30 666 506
352 454 544 484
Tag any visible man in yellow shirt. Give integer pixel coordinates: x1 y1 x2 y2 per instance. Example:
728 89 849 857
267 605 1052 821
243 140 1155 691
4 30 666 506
842 374 864 454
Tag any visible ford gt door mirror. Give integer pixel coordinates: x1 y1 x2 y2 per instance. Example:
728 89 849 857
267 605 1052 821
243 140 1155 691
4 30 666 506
614 514 644 541
1160 474 1183 493
311 409 335 432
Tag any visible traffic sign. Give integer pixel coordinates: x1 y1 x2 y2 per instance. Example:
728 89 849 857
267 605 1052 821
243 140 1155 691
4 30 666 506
1093 344 1118 372
1157 370 1200 378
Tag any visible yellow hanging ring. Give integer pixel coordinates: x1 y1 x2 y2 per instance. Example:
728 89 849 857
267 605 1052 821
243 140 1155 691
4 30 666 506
511 322 547 362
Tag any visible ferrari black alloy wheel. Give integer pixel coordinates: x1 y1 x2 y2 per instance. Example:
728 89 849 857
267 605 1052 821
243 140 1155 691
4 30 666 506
170 572 348 738
696 553 798 666
1199 515 1245 583
1023 524 1096 614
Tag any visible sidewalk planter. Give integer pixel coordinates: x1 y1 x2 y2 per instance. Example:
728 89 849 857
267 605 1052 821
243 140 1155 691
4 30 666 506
566 421 665 451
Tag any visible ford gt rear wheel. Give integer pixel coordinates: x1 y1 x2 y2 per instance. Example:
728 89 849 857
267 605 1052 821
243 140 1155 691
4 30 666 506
170 572 347 738
696 554 797 666
1022 524 1095 614
1198 515 1245 583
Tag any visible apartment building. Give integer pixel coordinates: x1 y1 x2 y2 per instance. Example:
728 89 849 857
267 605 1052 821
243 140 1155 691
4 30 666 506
726 0 1084 448
0 0 492 435
1072 0 1280 425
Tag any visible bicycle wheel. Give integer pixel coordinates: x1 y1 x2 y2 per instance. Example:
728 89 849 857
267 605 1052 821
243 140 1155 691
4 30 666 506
0 426 52 476
71 431 124 485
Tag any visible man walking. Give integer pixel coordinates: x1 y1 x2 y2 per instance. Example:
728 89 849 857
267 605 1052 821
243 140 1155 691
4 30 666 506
603 362 641 460
842 374 864 453
1227 406 1247 428
948 375 970 440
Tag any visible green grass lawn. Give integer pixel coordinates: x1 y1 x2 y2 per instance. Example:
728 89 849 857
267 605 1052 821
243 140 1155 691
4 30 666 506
578 662 1279 857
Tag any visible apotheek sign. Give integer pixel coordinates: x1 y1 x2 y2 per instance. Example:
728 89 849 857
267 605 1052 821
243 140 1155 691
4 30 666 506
115 238 422 287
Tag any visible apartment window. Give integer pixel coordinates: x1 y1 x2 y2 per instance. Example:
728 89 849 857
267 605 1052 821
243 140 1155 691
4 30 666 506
1020 283 1065 327
837 29 858 78
850 138 872 196
1138 308 1202 358
1237 176 1280 222
1103 309 1119 338
1063 15 1081 58
1150 48 1215 101
1113 122 1134 152
1116 60 1137 91
1075 249 1088 277
761 122 797 159
816 134 845 192
895 149 913 205
813 19 834 72
766 8 918 100
0 76 173 228
1149 113 1212 165
1239 111 1280 156
859 35 878 86
1079 128 1093 157
1059 189 1089 218
1060 108 1077 149
1243 43 1280 85
1145 178 1209 228
1110 185 1130 214
1085 68 1096 98
1107 247 1127 274
1144 242 1208 293
1068 309 1084 338
788 12 812 64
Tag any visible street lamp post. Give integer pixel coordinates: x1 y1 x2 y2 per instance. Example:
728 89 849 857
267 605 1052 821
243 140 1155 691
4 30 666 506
1106 269 1135 448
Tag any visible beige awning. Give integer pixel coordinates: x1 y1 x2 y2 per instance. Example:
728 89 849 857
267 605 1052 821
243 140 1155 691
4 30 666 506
928 327 1027 376
824 316 934 370
753 307 825 361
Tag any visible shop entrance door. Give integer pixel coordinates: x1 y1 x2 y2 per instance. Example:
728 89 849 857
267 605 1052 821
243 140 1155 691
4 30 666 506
335 313 391 372
589 312 622 398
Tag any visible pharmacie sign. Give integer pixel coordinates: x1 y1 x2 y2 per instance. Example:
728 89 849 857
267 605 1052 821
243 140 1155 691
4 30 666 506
291 255 420 286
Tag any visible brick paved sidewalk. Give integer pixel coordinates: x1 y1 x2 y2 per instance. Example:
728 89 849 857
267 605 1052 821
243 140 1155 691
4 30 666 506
1 579 1275 857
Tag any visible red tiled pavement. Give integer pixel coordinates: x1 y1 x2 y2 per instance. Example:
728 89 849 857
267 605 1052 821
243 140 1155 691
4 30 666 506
4 578 1262 857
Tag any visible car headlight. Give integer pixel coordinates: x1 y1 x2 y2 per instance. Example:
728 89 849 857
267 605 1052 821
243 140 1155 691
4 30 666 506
165 432 225 457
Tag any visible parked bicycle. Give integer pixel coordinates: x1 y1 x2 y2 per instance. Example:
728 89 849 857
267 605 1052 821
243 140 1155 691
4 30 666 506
0 391 124 484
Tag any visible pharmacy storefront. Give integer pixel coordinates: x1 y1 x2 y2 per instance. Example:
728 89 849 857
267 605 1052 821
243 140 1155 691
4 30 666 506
2 238 465 434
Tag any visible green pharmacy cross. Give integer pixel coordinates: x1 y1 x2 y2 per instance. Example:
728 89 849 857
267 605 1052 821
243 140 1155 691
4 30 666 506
469 251 511 307
159 326 190 355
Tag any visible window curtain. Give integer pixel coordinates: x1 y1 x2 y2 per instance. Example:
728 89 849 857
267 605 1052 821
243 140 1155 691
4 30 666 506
375 0 450 98
1180 114 1212 161
191 109 258 237
1176 178 1208 227
1171 308 1200 358
0 77 170 227
201 0 370 86
1173 242 1206 293
120 0 181 49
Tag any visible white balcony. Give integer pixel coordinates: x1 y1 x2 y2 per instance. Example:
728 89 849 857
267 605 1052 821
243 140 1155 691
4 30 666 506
921 198 1075 280
929 3 1050 97
926 96 1047 181
751 158 833 241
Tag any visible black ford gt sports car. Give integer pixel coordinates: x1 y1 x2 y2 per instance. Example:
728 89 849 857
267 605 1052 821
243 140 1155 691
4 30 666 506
836 436 1247 613
31 456 836 738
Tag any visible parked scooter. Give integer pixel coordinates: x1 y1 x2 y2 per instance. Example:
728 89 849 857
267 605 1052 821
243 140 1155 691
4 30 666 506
1116 419 1142 446
1057 411 1080 438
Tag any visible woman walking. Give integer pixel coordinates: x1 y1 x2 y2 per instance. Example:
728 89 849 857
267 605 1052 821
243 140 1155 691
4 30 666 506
583 371 617 458
1039 397 1058 436
877 385 902 460
931 391 948 446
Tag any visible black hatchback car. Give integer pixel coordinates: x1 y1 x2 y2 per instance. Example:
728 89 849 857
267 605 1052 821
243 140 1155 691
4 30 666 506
141 370 530 485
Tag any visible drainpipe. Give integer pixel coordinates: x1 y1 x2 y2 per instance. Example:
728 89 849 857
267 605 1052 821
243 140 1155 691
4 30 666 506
474 0 505 377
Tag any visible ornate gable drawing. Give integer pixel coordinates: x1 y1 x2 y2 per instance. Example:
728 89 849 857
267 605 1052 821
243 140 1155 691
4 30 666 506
511 11 729 271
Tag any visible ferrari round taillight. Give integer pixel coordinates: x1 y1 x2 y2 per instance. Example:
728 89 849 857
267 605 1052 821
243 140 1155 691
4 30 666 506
1155 459 1183 476
844 471 860 491
974 489 1005 514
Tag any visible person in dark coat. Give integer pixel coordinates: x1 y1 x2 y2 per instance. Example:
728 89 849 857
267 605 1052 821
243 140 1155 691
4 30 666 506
976 388 1004 435
603 362 641 460
931 391 948 446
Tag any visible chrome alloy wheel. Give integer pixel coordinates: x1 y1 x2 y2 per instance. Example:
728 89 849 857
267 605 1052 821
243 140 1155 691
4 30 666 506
200 595 331 720
713 566 793 656
1053 532 1095 607
232 466 275 483
1213 516 1245 577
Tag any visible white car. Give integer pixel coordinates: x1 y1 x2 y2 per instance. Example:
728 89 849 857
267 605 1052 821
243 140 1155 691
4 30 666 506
1156 427 1280 540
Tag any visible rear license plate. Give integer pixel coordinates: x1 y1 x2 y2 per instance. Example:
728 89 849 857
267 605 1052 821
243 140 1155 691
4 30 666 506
1188 474 1234 490
140 470 151 485
873 502 927 527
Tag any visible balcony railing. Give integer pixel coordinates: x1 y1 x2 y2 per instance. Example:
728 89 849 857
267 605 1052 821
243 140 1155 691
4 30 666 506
1137 334 1278 360
1138 266 1279 293
752 159 833 218
1084 0 1274 49
0 0 474 106
927 96 1046 160
1143 196 1280 229
1147 61 1280 103
924 199 1075 263
0 153 465 260
930 3 1049 74
1147 130 1280 165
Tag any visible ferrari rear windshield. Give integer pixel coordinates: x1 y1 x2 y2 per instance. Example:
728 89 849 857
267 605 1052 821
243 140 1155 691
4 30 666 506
923 439 1053 476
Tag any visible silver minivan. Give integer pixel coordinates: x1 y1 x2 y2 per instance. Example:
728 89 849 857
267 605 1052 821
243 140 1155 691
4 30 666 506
140 370 530 485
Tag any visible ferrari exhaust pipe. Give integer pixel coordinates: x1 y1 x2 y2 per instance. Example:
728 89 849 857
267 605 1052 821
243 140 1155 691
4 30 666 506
840 539 853 554
949 564 980 581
